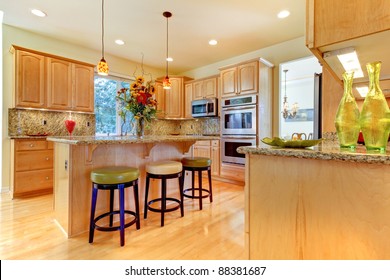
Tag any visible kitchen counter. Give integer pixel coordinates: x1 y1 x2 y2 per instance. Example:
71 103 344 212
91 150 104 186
49 134 219 237
239 139 390 260
237 140 390 165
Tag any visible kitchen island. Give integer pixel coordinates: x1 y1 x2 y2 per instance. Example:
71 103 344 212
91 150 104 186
47 135 219 237
237 140 390 259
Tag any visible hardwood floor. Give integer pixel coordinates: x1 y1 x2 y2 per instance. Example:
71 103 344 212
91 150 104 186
0 179 246 260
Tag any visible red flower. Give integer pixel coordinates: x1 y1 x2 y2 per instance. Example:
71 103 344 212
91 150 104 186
136 91 148 105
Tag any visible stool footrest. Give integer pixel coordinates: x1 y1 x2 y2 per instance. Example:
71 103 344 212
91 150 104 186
94 210 138 232
183 188 210 199
147 198 181 213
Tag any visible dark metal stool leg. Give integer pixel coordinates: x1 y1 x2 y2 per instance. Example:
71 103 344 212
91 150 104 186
161 178 167 227
109 188 114 227
89 185 98 243
133 181 140 229
208 168 213 203
119 183 125 246
179 174 184 217
144 175 150 219
191 170 195 197
198 170 203 210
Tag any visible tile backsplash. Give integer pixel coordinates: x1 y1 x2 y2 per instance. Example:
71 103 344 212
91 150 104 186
8 108 96 136
9 108 219 137
145 117 220 136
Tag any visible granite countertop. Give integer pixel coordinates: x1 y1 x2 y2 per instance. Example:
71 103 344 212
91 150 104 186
237 140 390 165
46 134 220 145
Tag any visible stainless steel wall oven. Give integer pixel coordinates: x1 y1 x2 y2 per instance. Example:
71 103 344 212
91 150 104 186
221 94 258 165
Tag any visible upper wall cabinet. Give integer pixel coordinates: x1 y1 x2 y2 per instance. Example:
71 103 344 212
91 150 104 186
46 58 94 111
15 50 46 108
12 46 95 112
220 60 259 98
156 76 193 119
306 0 390 94
192 76 218 100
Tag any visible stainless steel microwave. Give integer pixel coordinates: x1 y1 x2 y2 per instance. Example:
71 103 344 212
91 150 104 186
191 98 218 118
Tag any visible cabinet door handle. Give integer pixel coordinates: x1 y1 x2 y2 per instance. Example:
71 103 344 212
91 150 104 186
29 144 34 147
46 157 50 161
45 176 49 180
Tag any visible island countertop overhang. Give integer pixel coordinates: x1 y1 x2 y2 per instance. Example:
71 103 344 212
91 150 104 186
46 135 220 145
237 141 390 165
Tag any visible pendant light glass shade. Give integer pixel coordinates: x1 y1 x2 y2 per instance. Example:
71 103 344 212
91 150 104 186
97 0 109 76
163 75 172 89
97 58 108 76
163 11 172 89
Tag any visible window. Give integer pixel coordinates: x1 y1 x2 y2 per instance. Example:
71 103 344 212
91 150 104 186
94 75 132 135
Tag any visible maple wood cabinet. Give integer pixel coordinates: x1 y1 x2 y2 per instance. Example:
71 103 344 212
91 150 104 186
193 140 220 177
192 76 218 100
15 50 46 108
220 60 259 98
184 82 193 118
13 46 95 112
13 139 53 197
154 82 166 119
156 76 192 119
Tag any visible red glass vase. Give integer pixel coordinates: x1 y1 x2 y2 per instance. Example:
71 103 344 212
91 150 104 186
65 119 76 137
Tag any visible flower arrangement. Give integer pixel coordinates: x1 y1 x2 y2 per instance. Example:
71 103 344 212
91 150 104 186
116 75 157 136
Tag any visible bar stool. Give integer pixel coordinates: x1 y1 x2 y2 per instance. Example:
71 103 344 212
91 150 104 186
144 160 184 227
181 157 213 210
89 166 140 246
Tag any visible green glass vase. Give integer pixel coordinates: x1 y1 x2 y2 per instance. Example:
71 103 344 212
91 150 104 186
359 61 390 152
335 71 360 149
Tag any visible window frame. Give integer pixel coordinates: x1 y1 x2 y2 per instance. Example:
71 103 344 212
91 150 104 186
94 74 134 136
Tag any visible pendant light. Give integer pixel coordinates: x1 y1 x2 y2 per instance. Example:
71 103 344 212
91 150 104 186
97 0 109 76
162 11 172 89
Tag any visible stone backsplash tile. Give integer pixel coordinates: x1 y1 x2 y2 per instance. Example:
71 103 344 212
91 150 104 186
145 117 220 136
9 108 96 136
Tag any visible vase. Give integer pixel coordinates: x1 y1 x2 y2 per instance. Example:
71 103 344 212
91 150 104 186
135 117 145 138
334 71 360 149
359 61 390 152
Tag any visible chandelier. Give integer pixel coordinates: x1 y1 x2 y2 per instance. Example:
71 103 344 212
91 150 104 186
282 69 298 119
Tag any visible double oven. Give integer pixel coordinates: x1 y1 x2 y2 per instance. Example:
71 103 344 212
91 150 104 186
221 94 258 165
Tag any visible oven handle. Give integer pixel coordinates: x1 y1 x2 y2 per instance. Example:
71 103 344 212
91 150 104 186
222 105 257 111
221 136 257 140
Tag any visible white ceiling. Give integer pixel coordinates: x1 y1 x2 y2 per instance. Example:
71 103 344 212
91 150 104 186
0 0 306 73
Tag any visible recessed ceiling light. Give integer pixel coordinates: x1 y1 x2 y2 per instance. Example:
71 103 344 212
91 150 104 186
277 10 290 19
166 57 173 62
209 39 218 46
31 9 47 17
115 39 125 45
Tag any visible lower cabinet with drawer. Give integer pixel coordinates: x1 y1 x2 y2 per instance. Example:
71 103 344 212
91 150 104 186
193 140 220 177
13 139 54 197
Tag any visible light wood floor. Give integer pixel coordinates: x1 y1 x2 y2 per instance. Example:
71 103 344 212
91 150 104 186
0 179 246 260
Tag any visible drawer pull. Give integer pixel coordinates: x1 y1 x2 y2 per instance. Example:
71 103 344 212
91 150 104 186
46 176 49 180
29 144 34 147
46 157 49 161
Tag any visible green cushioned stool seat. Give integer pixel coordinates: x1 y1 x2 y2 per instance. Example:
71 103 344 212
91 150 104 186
90 166 140 185
182 157 212 168
89 166 140 247
181 157 213 210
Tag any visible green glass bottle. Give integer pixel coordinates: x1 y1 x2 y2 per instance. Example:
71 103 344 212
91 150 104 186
359 61 390 152
334 71 360 149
